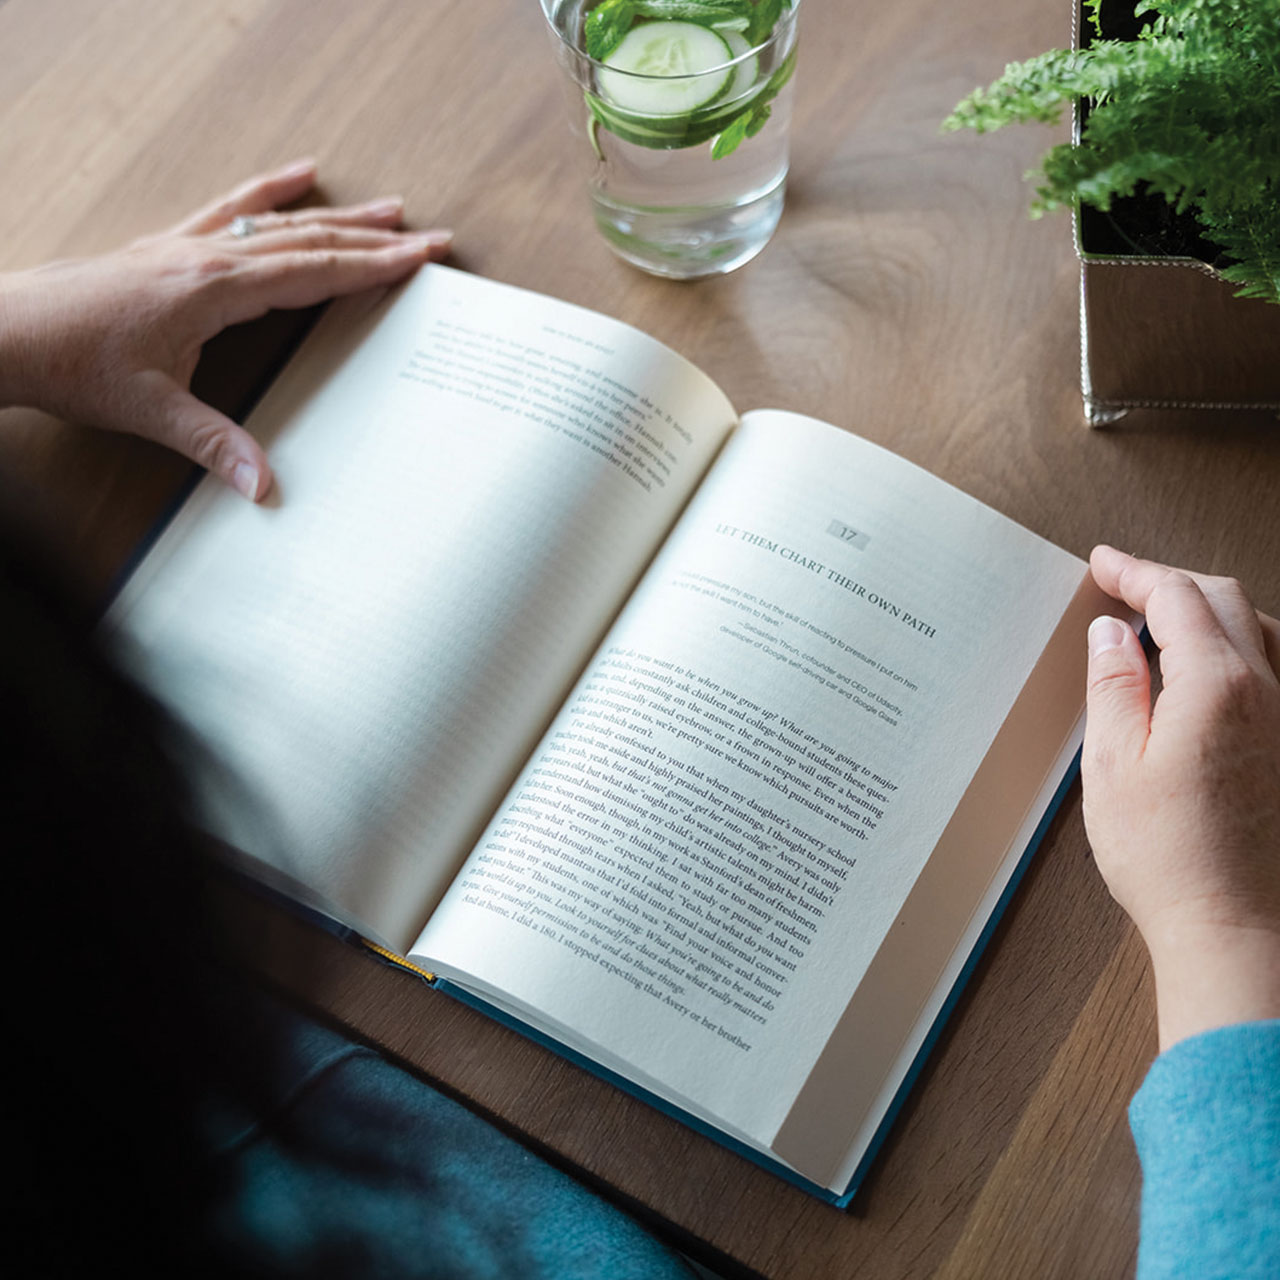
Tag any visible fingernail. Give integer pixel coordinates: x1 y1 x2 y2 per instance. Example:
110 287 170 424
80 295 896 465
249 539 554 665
396 230 453 256
280 158 317 179
233 462 261 501
365 196 404 217
1088 615 1127 658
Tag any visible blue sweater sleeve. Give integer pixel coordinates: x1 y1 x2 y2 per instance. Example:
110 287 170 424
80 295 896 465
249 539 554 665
1129 1020 1280 1280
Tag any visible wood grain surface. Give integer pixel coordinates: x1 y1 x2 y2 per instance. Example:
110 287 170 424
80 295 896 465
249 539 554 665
3 2 1277 1277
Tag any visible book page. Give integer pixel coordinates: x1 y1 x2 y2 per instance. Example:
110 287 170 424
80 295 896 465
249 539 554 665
102 266 737 950
775 569 1113 1189
414 410 1090 1164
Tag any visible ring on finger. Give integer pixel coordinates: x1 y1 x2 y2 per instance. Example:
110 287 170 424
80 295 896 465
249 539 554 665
228 215 258 238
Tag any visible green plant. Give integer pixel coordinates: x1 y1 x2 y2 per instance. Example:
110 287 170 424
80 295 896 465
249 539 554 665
942 0 1280 303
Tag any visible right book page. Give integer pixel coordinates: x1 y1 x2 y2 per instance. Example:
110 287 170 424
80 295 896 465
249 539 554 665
415 410 1106 1185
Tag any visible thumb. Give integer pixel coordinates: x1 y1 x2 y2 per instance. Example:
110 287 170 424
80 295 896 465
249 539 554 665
134 381 273 501
1083 615 1151 780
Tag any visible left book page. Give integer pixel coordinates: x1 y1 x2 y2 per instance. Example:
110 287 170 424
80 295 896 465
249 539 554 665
102 266 738 951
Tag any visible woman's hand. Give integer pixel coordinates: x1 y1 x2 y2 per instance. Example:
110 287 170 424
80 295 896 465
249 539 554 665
1083 545 1280 1050
0 159 451 500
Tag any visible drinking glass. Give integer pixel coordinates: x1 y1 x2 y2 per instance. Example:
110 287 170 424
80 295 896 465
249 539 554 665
539 1 802 279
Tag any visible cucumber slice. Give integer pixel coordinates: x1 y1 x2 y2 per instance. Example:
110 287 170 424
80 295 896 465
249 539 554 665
597 21 733 117
588 91 740 150
720 30 759 104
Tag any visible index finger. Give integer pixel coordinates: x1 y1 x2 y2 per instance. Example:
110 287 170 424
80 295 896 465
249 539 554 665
169 159 319 236
215 234 453 323
1091 545 1277 675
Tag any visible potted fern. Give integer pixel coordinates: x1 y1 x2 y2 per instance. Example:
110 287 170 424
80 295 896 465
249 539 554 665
944 0 1280 423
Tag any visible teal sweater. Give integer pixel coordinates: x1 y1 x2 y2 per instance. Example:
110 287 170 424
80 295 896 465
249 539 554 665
205 988 1277 1276
1129 1020 1279 1279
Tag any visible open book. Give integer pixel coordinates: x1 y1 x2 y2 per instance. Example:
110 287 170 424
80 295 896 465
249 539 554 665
103 265 1109 1204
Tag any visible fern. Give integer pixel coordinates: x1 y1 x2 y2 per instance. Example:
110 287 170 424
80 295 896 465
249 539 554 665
942 0 1280 304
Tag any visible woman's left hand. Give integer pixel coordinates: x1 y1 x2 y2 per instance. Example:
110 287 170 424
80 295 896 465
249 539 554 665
0 159 452 500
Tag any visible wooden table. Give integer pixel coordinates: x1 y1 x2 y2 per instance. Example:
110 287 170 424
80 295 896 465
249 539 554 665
2 2 1277 1275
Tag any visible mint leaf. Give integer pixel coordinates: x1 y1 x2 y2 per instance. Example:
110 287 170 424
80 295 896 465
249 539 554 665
586 0 786 63
746 0 790 46
590 0 750 60
709 46 795 159
634 0 752 23
711 113 752 158
745 103 772 136
586 0 637 60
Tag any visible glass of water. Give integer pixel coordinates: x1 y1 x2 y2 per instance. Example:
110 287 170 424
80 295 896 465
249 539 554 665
539 1 802 279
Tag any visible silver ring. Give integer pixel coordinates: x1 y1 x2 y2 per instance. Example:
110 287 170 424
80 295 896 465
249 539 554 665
228 215 258 238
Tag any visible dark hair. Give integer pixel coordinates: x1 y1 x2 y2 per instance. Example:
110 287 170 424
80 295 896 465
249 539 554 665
4 494 238 1274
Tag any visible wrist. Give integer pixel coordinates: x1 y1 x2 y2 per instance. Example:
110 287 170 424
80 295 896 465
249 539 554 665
1144 915 1280 1053
0 267 60 412
0 271 34 409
